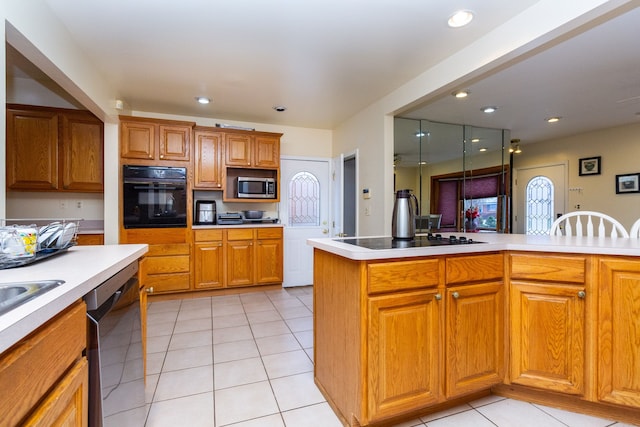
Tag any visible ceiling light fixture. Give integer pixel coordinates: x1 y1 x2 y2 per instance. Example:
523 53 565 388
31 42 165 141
509 138 522 154
416 132 426 137
514 145 522 154
452 89 470 98
448 10 474 28
479 147 487 152
481 106 497 113
195 97 211 104
471 138 480 143
546 116 561 123
273 105 287 112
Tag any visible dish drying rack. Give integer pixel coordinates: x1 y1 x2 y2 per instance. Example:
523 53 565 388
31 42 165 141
1 218 81 270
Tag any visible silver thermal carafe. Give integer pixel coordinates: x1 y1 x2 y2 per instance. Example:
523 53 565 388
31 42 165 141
194 200 216 225
392 189 419 240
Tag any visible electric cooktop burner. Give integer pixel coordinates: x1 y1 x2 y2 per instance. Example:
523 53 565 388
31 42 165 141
337 233 485 250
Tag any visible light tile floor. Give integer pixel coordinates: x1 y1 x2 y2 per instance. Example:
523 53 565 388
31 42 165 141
132 286 635 427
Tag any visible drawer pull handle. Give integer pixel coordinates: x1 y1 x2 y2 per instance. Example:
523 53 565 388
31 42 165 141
578 290 586 299
434 293 442 301
452 291 460 299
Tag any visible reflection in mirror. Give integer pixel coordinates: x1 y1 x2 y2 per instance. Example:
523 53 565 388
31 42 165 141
394 117 510 233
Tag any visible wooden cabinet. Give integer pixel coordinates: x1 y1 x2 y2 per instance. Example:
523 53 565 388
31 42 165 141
224 132 280 168
226 228 256 287
120 116 194 164
193 128 224 189
193 230 224 289
255 227 283 284
367 289 442 420
598 257 640 408
445 254 505 399
509 253 587 395
6 105 103 192
76 234 104 245
0 301 87 427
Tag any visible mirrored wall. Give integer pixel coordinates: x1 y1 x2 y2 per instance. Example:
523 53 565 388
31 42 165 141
394 117 510 233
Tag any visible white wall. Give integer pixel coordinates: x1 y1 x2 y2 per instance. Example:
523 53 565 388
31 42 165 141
513 122 640 230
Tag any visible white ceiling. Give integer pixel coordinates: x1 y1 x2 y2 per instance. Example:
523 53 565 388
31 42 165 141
8 1 640 150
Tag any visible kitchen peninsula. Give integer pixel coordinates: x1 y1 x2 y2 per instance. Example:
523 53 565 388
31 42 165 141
308 233 640 427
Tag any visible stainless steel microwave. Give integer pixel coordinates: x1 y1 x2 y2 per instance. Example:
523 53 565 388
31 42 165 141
237 177 276 198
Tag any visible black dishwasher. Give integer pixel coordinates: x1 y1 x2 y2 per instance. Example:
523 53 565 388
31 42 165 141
84 261 145 427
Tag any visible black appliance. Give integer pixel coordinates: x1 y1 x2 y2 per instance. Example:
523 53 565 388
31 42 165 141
122 165 187 228
217 212 243 225
84 261 142 427
337 234 484 249
194 200 216 225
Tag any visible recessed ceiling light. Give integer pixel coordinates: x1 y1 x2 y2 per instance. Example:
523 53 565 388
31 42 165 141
448 10 474 28
419 161 427 165
546 116 561 123
416 132 426 137
452 90 470 98
273 105 287 112
471 138 480 143
195 97 211 104
481 106 497 113
479 147 487 152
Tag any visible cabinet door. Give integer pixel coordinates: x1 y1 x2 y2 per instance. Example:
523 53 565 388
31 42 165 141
61 112 104 191
194 242 224 289
226 241 255 286
121 121 155 160
159 124 190 161
445 282 504 398
598 258 640 408
368 289 441 421
256 238 283 284
194 130 224 188
225 133 252 166
510 282 585 395
6 108 59 190
254 135 280 168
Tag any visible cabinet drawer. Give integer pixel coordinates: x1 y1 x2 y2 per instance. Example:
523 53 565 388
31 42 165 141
257 227 282 239
194 229 223 242
446 253 503 285
510 253 586 284
147 243 190 257
146 254 190 274
145 273 190 293
368 259 441 294
227 229 254 241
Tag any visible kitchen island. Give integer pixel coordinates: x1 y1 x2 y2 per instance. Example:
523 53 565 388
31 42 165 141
0 244 147 427
308 233 640 426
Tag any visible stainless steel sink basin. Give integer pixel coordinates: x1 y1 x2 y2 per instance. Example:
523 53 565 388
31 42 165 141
0 280 65 316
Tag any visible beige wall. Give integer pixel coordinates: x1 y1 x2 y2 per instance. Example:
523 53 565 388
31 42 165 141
512 122 640 230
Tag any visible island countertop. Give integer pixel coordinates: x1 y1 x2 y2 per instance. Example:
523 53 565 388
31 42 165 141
308 232 640 261
0 244 148 353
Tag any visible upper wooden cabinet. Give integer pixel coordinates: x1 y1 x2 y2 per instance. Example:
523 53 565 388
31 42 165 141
224 131 280 169
193 128 224 189
6 105 103 192
120 116 194 164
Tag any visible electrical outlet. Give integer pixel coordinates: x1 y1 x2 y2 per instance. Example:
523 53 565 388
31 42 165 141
364 207 371 216
59 201 66 210
77 201 83 209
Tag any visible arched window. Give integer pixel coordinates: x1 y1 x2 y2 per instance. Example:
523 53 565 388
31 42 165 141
526 176 553 235
288 172 320 226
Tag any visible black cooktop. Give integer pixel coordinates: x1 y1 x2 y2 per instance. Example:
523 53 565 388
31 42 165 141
337 234 484 250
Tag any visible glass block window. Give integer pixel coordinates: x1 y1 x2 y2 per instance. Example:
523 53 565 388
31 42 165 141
526 176 553 235
289 172 320 226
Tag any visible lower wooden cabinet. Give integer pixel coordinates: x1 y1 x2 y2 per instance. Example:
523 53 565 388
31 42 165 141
255 228 283 284
598 257 640 408
227 229 256 287
194 230 224 289
76 233 104 245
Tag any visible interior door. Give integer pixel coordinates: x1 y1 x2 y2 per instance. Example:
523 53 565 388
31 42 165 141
281 158 330 287
514 163 567 234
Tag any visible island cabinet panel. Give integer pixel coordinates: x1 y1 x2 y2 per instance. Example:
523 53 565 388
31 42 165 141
445 281 504 398
510 253 586 284
446 253 503 284
367 289 442 421
598 257 640 408
368 258 440 294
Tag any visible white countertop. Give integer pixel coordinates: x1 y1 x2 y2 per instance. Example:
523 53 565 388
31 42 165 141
0 244 148 353
308 232 640 261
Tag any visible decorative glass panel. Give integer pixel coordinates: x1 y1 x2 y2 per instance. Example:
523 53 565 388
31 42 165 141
289 172 320 226
526 176 553 235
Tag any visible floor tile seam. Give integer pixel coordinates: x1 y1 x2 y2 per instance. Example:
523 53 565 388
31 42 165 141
528 402 578 427
467 396 507 409
419 407 477 424
151 389 214 404
157 360 214 376
470 407 500 427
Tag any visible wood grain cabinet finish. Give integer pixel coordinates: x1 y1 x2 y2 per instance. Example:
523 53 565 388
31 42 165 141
226 229 256 287
598 257 640 408
255 228 283 284
0 301 87 427
76 234 104 245
193 128 224 189
120 116 194 164
6 105 103 192
509 253 587 395
194 230 224 289
225 132 280 168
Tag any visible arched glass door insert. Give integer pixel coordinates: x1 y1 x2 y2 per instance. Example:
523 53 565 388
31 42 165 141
526 176 553 235
288 171 320 226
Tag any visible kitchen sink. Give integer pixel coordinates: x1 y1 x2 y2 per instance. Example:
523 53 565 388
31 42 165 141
0 280 65 316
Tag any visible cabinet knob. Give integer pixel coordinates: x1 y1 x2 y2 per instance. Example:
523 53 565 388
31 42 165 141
578 290 586 299
145 286 154 293
160 155 164 159
434 293 442 301
452 291 460 299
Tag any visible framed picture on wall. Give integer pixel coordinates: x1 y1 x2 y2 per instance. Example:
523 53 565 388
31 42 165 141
579 156 601 176
615 173 640 194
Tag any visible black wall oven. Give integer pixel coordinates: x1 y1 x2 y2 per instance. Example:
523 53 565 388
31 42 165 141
122 165 187 228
